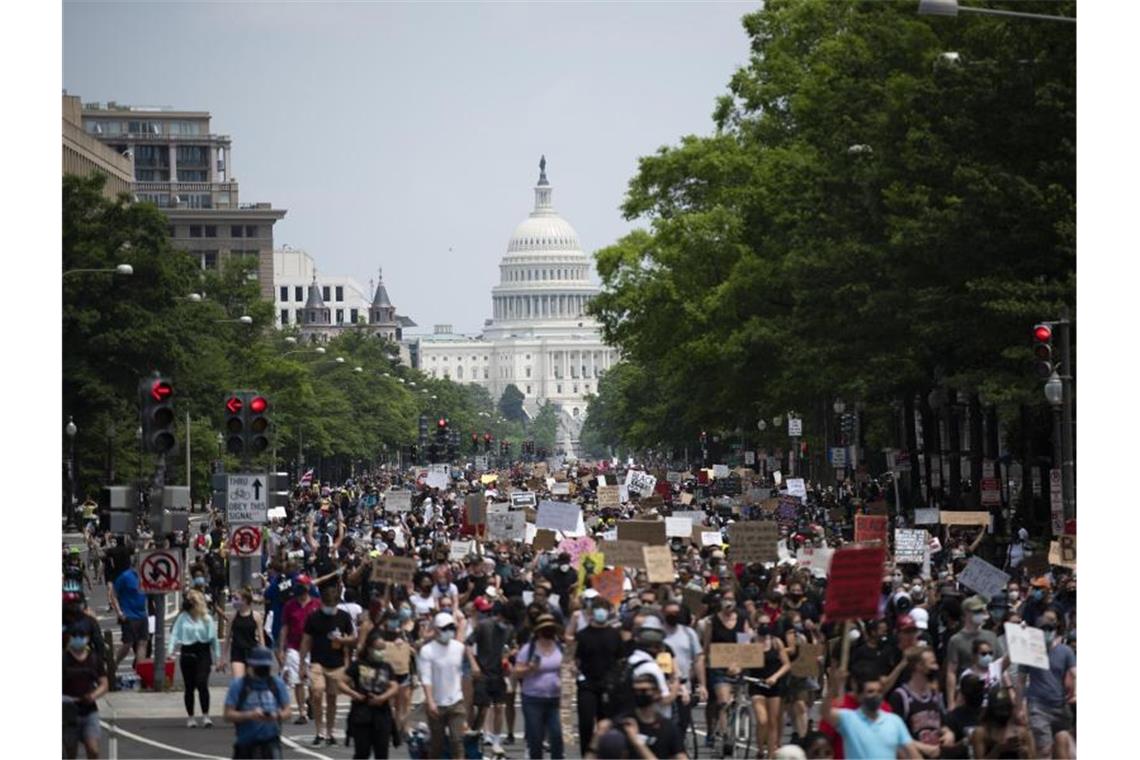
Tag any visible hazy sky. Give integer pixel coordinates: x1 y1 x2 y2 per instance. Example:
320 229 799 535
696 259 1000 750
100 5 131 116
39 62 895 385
64 1 757 334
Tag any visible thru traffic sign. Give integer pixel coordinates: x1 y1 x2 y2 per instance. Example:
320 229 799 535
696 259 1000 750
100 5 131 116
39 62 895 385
227 473 268 523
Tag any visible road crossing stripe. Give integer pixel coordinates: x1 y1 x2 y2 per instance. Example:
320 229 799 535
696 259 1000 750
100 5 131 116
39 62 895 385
280 735 333 759
98 721 226 759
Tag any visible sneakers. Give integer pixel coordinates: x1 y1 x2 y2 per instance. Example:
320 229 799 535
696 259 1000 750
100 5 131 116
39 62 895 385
201 717 213 728
324 736 336 746
705 732 716 748
504 734 515 746
311 736 323 746
292 716 308 725
483 732 495 746
186 718 197 728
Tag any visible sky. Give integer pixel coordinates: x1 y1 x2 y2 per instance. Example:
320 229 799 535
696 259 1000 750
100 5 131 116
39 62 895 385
63 1 758 334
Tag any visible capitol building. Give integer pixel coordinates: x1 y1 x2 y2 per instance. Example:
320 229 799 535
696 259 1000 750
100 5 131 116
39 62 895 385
410 158 616 456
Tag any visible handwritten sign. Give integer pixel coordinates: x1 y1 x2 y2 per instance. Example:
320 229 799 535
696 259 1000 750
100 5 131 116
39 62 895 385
551 481 570 496
665 517 694 538
618 520 667 546
425 471 449 490
679 492 694 506
729 522 780 564
777 496 799 525
510 491 537 509
709 644 766 669
712 464 730 479
894 529 928 563
854 514 888 545
466 493 486 526
597 485 621 509
383 489 411 513
559 536 597 567
785 478 806 499
372 556 417 586
536 501 580 533
593 567 625 607
1004 623 1050 669
449 540 473 561
487 511 526 541
789 642 823 679
823 545 886 621
940 511 991 527
913 508 940 525
642 545 674 583
701 531 723 547
598 540 647 569
625 470 658 497
957 556 1010 600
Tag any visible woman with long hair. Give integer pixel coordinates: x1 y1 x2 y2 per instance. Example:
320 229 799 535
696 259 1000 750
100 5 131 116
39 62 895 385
224 588 265 678
971 686 1037 759
168 589 223 727
513 614 564 759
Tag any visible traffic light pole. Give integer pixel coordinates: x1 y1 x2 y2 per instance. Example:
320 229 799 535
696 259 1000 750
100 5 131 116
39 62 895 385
1056 307 1076 523
148 454 168 693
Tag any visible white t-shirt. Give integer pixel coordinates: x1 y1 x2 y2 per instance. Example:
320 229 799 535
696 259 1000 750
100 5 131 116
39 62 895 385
431 583 459 601
337 602 363 634
417 638 466 707
409 592 437 618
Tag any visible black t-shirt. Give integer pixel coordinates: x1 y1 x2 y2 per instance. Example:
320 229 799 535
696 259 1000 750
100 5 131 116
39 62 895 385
467 619 515 675
850 641 898 679
575 625 624 685
502 577 529 599
942 705 982 759
457 573 490 599
63 650 103 716
303 609 354 668
105 544 132 582
346 658 394 698
632 712 684 759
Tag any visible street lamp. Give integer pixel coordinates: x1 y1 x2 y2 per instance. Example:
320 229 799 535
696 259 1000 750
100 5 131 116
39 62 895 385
215 315 253 325
216 432 224 458
63 263 134 278
354 366 364 373
757 420 767 432
833 399 846 415
65 417 78 531
918 0 1075 22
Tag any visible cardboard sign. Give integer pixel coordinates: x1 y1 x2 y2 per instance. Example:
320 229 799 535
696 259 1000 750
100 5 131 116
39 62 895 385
372 555 417 586
625 470 658 497
728 522 780 564
913 508 940 525
597 485 621 509
533 529 557 551
789 642 823 679
510 491 537 509
598 540 647 569
639 494 665 512
487 511 526 541
712 464 730 479
809 546 834 578
1004 623 1050 669
940 511 991 527
1060 534 1076 564
593 567 625 607
385 490 412 512
670 510 706 526
533 463 548 478
957 556 1010 600
679 492 694 506
449 540 474 561
466 493 486 526
894 529 928 564
665 517 694 538
854 514 888 545
425 471 449 490
785 478 806 498
536 501 580 533
823 546 886 621
487 502 509 516
559 536 597 567
708 644 767 669
642 545 674 583
618 520 667 546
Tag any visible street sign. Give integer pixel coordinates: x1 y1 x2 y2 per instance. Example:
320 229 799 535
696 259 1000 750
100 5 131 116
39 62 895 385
829 447 847 468
744 451 755 466
1050 469 1063 536
227 473 268 523
787 417 802 437
980 478 1001 506
230 524 263 557
139 550 182 593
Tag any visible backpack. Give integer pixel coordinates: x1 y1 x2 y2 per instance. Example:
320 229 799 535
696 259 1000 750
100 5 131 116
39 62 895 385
235 675 285 726
600 654 638 718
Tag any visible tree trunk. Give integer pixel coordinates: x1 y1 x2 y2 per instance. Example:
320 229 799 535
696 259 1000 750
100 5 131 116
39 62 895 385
947 389 962 509
969 394 984 509
920 393 940 507
904 393 920 506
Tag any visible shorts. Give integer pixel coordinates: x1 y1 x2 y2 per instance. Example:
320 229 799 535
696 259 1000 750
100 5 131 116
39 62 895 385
310 663 345 694
708 668 730 689
283 649 309 687
393 673 411 687
473 674 507 706
64 709 101 747
231 646 251 665
1029 703 1073 751
748 680 781 699
120 618 149 646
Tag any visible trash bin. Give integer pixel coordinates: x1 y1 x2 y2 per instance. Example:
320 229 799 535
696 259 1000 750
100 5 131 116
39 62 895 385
134 659 175 690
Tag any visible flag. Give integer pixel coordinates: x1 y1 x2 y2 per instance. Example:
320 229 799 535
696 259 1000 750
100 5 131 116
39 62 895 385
299 469 314 488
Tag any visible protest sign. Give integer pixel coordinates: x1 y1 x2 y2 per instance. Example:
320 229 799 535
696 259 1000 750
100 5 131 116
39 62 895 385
670 510 706 526
449 540 474 561
854 514 888 545
777 496 799 524
894 529 928 563
466 493 486 526
537 501 580 533
577 551 605 588
593 567 625 607
618 520 667 546
619 485 630 504
701 531 723 547
385 490 411 513
625 470 658 497
559 536 597 567
486 511 526 541
785 478 806 498
708 644 766 669
823 546 886 621
940 511 991 527
598 540 647 569
487 502 509 516
551 481 570 496
510 491 537 509
1061 534 1076 564
597 485 621 509
639 495 665 512
957 556 1010 600
1004 623 1050 669
642 546 674 583
789 642 823 679
679 492 694 506
372 556 416 586
728 522 780 564
533 529 557 551
809 546 834 578
533 463 548 478
666 471 684 484
524 522 537 545
665 517 694 538
712 464 730 479
426 471 449 490
913 508 940 525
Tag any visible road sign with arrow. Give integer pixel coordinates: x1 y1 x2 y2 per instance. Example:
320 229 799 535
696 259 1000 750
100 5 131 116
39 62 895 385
227 473 268 523
140 550 182 593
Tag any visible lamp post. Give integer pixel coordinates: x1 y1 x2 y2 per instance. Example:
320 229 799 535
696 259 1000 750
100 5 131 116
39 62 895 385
1044 371 1064 526
65 417 78 531
918 0 1075 23
63 263 134 278
105 422 116 483
136 425 143 482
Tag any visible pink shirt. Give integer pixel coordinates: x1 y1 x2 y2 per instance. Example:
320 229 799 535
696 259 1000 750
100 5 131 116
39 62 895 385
282 598 319 651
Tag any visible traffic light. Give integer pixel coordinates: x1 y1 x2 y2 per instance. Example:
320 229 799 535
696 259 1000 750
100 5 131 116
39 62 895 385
224 394 244 454
471 432 479 452
223 391 270 458
483 432 493 453
1033 323 1054 378
140 375 177 455
418 414 429 448
247 394 270 453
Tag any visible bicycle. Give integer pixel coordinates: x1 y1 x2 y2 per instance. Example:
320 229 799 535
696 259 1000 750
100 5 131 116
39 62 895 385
710 675 764 760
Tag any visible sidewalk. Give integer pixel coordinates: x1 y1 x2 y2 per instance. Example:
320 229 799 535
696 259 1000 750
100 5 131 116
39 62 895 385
100 686 232 719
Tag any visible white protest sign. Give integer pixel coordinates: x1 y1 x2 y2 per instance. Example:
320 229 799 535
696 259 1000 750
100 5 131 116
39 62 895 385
625 470 658 497
957 556 1010 599
474 455 488 470
551 481 571 496
385 490 412 512
429 463 450 476
744 451 755 466
524 522 537 545
267 506 287 520
449 540 473 561
701 531 723 547
619 485 630 504
227 473 268 523
666 517 694 538
913 508 940 525
601 528 617 541
773 470 783 485
670 510 706 526
894 529 928 563
487 511 526 541
666 471 684 484
425 471 449 490
712 464 730 479
809 546 834 578
1004 623 1050 669
487 502 509 516
785 478 806 499
536 501 581 533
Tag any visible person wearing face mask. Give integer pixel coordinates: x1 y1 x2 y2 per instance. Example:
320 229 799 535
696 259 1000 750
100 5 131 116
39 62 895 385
225 588 266 679
970 686 1037 759
703 591 750 751
662 600 707 745
945 596 1004 708
467 599 515 757
514 613 565 759
418 611 469 760
1020 611 1075 759
408 572 438 619
168 590 223 727
299 583 355 746
573 595 623 747
223 646 293 758
962 638 1010 696
887 646 954 755
781 611 820 744
584 673 687 760
543 552 577 618
745 614 792 760
278 576 319 725
372 612 414 741
63 622 109 759
820 665 920 760
1021 576 1053 627
340 629 399 758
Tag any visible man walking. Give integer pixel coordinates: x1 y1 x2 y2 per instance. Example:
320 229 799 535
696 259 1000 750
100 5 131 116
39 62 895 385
109 557 148 672
418 611 467 759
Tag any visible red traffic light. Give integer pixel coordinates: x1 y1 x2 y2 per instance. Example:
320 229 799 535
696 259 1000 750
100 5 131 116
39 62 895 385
225 396 243 414
249 396 268 414
150 380 173 402
484 433 492 441
1033 324 1052 342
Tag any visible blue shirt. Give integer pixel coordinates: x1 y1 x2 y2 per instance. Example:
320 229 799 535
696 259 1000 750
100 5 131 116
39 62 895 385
1025 643 1075 709
836 707 913 760
224 675 290 745
113 568 148 620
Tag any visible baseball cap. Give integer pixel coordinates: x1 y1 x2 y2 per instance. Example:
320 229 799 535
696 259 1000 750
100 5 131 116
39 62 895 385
247 646 275 667
963 595 987 613
582 588 600 600
909 607 930 630
433 612 456 629
473 597 492 613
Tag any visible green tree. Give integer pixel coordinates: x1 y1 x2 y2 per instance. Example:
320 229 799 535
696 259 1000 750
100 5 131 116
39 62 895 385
499 384 527 423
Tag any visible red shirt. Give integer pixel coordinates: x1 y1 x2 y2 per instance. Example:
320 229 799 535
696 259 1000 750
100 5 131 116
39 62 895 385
819 694 893 760
281 597 319 651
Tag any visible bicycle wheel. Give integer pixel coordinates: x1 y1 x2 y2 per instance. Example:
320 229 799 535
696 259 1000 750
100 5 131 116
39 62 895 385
732 704 753 760
690 719 700 760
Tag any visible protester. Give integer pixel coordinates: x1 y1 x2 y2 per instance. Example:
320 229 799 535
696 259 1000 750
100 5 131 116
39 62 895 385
514 613 565 760
225 588 266 679
223 646 292 758
417 611 468 759
109 554 148 673
1021 610 1076 759
63 622 109 759
820 665 921 760
168 589 223 727
340 629 399 759
300 582 356 746
277 576 318 725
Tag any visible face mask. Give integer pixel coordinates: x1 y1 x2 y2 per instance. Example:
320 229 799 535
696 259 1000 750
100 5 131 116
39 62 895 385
664 613 680 626
721 600 735 612
559 564 570 572
399 608 412 621
593 608 609 624
68 636 88 651
193 577 207 587
1032 589 1044 601
369 648 385 664
633 692 656 709
861 695 880 713
978 654 993 667
252 665 271 679
321 605 337 615
881 582 892 594
437 630 454 644
1008 590 1020 602
1041 626 1056 643
972 613 987 626
756 625 771 637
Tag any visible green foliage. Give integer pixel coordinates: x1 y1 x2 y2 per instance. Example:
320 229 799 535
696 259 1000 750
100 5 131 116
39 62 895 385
498 384 527 423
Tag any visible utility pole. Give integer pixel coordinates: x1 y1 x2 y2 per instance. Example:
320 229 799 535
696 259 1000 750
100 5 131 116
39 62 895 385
1056 306 1076 522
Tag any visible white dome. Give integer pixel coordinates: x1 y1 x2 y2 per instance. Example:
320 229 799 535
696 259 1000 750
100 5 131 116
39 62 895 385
507 214 582 253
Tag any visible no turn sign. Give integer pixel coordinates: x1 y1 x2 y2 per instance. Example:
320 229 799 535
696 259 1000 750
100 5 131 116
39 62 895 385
140 550 182 593
230 524 263 557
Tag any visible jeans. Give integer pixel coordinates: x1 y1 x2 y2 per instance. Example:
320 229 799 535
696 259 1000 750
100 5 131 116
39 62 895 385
522 694 564 759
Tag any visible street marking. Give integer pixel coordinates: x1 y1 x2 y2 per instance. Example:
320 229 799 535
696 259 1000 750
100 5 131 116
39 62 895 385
98 721 226 759
280 735 333 759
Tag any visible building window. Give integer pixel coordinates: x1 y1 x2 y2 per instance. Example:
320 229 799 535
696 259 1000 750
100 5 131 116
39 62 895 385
557 384 562 394
335 309 343 324
168 226 176 238
295 286 303 302
525 367 531 378
201 251 218 270
205 225 217 238
280 286 288 302
177 170 208 182
350 308 358 323
573 384 579 393
321 286 330 301
335 286 344 302
189 225 202 238
431 356 437 362
280 309 289 325
483 369 488 379
457 366 464 379
246 225 258 238
526 385 532 395
231 225 244 238
443 356 448 362
526 354 531 360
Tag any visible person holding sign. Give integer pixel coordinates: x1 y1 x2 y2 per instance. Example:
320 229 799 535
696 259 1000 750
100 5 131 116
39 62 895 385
945 597 1005 709
820 666 921 760
1020 610 1076 760
703 591 751 755
745 613 793 760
